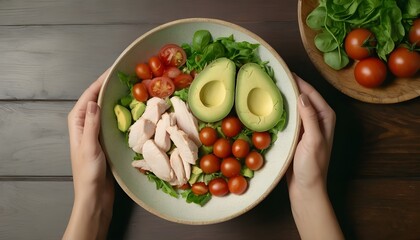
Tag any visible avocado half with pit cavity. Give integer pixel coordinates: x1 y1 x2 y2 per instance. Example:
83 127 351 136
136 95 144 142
235 63 283 132
188 58 236 122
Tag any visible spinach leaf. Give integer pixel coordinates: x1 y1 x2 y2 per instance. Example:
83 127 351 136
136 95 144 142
323 48 349 70
192 30 213 52
147 173 179 198
181 189 212 207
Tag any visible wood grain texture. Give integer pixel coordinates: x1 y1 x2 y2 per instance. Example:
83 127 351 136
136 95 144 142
0 0 295 25
297 0 420 103
0 102 72 176
0 22 301 100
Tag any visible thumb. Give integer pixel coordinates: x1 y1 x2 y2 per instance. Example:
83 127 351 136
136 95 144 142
82 101 101 153
298 94 321 139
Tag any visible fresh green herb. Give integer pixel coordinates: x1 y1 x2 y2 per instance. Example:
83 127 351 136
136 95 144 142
306 0 417 69
146 173 179 198
173 88 189 102
133 153 143 161
117 71 137 89
181 189 212 207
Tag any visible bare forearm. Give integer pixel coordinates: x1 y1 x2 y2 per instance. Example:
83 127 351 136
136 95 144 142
290 187 344 240
63 196 111 240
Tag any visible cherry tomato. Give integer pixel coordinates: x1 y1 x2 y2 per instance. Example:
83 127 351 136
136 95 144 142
208 178 229 197
409 19 420 47
177 183 190 190
344 28 376 60
221 116 242 137
163 66 182 79
142 79 152 89
173 73 193 90
354 57 387 88
200 154 221 174
388 47 420 78
228 175 248 195
158 44 187 67
132 82 149 102
147 76 175 98
135 63 152 80
213 138 232 158
252 132 271 150
245 151 264 171
232 139 250 158
191 182 208 196
199 127 218 146
148 56 165 77
190 70 198 79
221 157 241 178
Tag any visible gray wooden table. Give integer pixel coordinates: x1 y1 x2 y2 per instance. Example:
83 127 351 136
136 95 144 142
1 1 420 240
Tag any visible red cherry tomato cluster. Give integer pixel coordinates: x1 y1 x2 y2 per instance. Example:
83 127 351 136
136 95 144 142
192 115 271 197
344 23 420 88
132 44 193 102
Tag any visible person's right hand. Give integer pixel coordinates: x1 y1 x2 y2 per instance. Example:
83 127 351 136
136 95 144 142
287 74 343 240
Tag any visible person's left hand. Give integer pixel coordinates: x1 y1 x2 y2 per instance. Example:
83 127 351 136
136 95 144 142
64 70 114 240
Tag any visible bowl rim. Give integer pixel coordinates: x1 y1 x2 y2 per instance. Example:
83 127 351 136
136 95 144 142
98 17 301 225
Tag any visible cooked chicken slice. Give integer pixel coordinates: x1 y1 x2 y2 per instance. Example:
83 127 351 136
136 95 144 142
169 148 187 186
167 126 198 165
142 97 170 125
142 139 174 182
182 157 191 181
128 118 155 153
170 96 201 146
154 113 172 152
131 160 152 172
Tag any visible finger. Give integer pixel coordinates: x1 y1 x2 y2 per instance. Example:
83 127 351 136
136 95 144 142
298 93 322 141
293 74 336 143
81 101 102 159
68 69 109 148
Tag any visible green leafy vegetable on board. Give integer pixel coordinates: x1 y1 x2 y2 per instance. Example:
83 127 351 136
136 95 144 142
306 0 419 70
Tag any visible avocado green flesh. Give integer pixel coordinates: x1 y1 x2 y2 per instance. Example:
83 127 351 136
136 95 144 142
114 104 132 132
188 58 236 123
235 63 283 132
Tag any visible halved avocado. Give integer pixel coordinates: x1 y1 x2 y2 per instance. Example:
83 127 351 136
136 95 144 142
235 63 283 132
114 104 132 132
188 58 236 122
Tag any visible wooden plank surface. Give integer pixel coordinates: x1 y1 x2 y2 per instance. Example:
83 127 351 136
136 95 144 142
0 0 295 25
1 179 419 240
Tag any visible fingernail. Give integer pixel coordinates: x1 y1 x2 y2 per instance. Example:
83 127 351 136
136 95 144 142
88 101 98 114
299 94 310 108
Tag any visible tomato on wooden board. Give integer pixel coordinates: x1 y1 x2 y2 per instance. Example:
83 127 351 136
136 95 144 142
200 154 221 174
148 56 165 77
388 47 420 78
354 57 387 88
252 132 271 150
344 28 376 60
191 182 208 195
132 82 149 102
232 139 250 158
221 116 242 138
173 73 193 90
245 151 264 171
147 76 175 98
208 178 229 197
158 44 187 67
199 127 218 146
163 66 182 79
135 63 153 80
213 138 232 158
228 175 248 195
221 157 241 178
409 19 420 47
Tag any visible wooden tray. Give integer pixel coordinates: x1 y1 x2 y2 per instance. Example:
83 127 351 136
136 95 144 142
297 0 420 104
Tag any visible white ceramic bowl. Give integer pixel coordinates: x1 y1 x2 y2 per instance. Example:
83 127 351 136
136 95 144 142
98 18 300 225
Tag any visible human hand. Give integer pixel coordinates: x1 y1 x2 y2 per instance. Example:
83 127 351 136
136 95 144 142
287 74 343 240
63 70 114 240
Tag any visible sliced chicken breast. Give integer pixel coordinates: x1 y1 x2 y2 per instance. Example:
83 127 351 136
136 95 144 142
169 148 187 186
170 96 201 146
167 126 198 165
142 139 174 182
131 160 152 172
142 97 170 125
154 113 172 152
128 118 155 153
